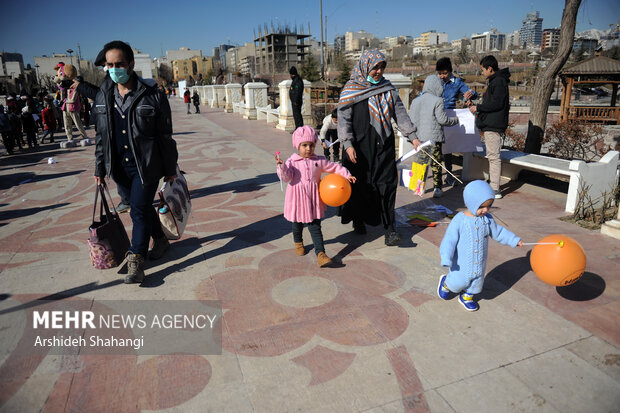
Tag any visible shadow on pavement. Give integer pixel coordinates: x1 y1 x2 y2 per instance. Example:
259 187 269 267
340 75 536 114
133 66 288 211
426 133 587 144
327 221 420 263
479 253 532 301
556 272 605 301
0 170 85 190
0 148 84 168
189 173 278 198
0 203 71 224
141 214 290 287
0 280 124 315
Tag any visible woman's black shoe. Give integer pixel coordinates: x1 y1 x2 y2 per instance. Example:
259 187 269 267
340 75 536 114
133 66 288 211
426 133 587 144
353 220 366 234
384 231 401 246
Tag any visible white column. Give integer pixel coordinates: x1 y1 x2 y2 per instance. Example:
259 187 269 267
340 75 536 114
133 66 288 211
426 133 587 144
206 86 214 107
384 74 412 111
225 83 242 113
277 79 312 131
302 79 312 126
276 80 294 131
213 85 226 108
243 82 268 120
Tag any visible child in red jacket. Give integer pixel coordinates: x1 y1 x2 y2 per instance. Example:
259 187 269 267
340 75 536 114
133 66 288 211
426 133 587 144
41 102 57 143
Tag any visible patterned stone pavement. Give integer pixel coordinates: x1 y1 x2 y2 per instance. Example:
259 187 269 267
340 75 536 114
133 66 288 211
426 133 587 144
0 97 619 412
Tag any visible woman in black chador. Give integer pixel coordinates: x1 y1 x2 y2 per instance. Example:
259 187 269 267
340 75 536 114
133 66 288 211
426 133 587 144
337 50 418 246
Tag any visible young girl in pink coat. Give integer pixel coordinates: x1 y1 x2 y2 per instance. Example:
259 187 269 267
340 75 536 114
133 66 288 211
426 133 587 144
276 126 356 267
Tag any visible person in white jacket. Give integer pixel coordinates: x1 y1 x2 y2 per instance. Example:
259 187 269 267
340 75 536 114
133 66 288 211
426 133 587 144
319 109 339 162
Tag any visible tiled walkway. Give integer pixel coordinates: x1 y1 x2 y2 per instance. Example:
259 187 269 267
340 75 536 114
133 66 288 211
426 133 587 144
0 98 618 412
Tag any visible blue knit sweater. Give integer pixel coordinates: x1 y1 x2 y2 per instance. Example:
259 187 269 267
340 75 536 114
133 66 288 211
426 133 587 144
439 181 520 294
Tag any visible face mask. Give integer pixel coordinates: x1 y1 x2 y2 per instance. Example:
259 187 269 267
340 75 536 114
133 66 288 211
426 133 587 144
109 68 130 84
367 75 381 85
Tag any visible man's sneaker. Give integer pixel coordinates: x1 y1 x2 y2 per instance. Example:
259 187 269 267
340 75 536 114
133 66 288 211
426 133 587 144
384 231 401 246
116 202 130 214
458 293 479 311
148 236 170 260
124 252 145 284
494 190 503 199
437 275 451 300
433 188 443 198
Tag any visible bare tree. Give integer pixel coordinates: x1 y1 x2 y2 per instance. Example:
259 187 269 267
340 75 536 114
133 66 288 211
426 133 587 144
524 0 582 154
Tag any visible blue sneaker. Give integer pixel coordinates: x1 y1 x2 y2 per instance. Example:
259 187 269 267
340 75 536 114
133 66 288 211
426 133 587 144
437 275 451 300
458 293 479 311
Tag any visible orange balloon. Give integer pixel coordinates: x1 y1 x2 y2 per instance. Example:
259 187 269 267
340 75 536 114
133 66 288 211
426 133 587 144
530 234 586 287
319 173 352 207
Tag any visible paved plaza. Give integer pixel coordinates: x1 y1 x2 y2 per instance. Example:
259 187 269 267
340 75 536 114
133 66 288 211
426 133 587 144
0 97 619 412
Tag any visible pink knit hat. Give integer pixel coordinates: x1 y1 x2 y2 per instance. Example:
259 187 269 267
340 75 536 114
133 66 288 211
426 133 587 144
292 126 318 149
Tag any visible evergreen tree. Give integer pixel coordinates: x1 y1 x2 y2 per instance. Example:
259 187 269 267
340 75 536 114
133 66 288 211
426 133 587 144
300 55 321 82
336 58 351 86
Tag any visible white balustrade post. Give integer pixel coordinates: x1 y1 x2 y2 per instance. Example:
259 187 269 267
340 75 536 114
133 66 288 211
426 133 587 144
384 74 412 111
302 80 312 126
213 85 226 108
276 80 294 131
277 79 312 131
243 82 268 120
206 86 214 108
225 83 242 113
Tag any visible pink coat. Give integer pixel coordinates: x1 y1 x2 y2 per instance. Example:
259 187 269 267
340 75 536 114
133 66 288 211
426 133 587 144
278 153 352 223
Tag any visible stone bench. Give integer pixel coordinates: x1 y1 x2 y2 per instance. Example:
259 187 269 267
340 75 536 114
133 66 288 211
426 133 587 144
267 108 280 124
232 102 242 113
463 149 619 213
256 105 271 121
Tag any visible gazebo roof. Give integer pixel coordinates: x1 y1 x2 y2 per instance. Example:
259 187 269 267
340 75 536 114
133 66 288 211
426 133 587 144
311 80 342 88
560 56 620 76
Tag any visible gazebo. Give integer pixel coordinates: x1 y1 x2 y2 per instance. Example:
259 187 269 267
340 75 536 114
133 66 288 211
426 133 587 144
310 80 342 103
559 55 620 124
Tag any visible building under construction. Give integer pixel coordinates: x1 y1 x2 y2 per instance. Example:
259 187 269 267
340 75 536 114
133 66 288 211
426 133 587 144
254 23 311 76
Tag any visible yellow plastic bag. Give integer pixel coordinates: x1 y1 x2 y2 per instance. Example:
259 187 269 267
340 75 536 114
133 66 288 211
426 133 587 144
408 161 428 196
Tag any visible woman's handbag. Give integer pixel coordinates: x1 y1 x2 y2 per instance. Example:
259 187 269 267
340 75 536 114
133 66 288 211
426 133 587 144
88 184 130 269
158 166 191 240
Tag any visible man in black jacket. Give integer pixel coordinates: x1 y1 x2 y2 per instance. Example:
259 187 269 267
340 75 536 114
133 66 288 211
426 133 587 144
94 40 178 283
468 55 510 199
72 50 132 213
289 66 304 129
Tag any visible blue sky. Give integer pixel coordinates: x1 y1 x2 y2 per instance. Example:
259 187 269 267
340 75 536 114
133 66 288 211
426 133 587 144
1 0 618 67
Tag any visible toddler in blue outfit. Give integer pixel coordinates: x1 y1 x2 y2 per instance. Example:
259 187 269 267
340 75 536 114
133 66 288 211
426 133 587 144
438 180 523 311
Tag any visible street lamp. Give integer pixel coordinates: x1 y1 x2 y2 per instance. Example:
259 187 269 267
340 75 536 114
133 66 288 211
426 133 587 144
66 49 74 66
34 64 40 85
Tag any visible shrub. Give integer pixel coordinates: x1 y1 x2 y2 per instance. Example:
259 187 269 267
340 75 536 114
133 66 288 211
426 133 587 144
503 122 528 152
545 120 611 162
